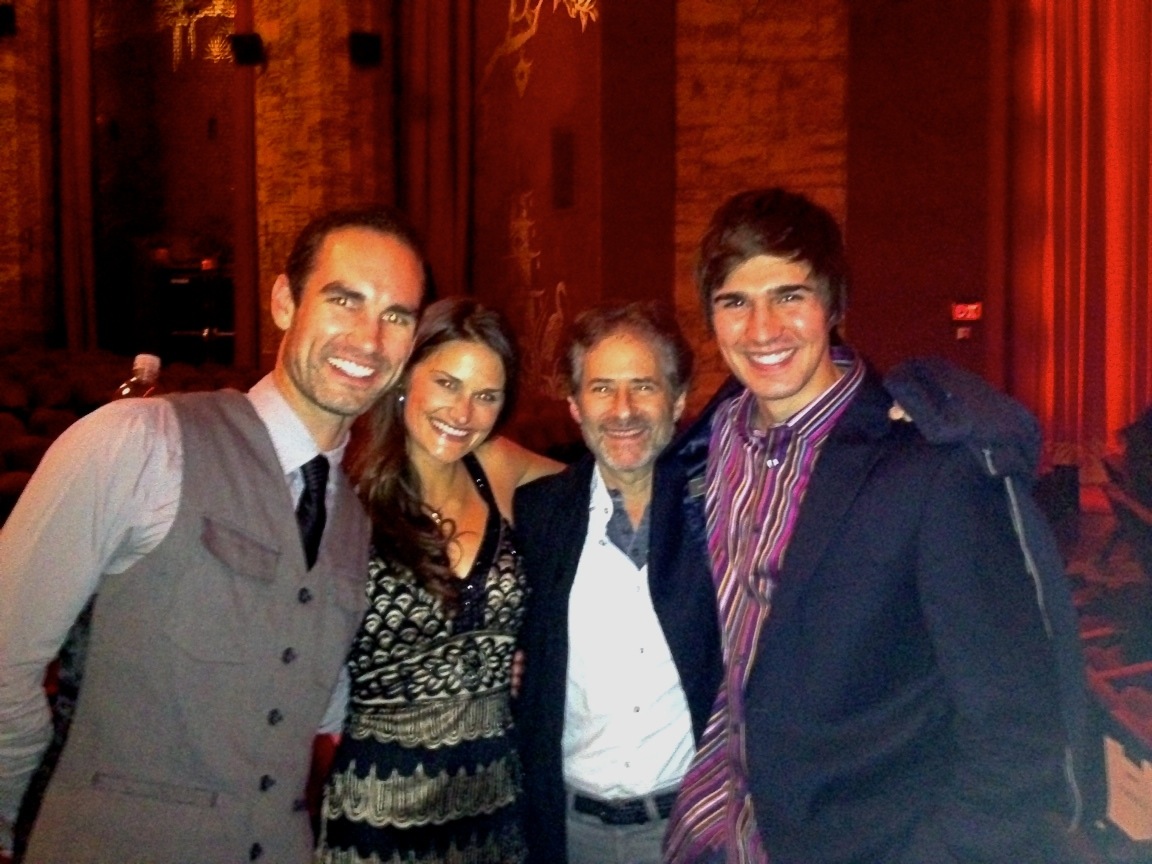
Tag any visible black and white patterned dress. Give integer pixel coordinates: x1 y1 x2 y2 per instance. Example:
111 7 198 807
316 454 528 864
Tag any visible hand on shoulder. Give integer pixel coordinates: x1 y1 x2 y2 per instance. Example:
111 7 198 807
474 435 564 520
479 435 564 486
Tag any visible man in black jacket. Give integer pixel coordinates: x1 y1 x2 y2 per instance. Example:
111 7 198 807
662 187 1083 864
514 302 722 864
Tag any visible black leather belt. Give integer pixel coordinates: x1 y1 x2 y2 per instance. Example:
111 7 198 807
571 790 678 826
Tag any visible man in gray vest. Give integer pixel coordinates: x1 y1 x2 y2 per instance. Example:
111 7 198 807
0 206 426 863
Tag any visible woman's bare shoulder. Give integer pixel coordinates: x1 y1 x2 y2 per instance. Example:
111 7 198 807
478 435 563 486
474 436 564 521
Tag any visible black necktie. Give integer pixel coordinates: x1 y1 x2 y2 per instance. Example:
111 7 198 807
296 455 329 569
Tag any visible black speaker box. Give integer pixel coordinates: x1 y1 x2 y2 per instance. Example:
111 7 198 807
0 5 16 38
229 33 264 66
348 31 382 67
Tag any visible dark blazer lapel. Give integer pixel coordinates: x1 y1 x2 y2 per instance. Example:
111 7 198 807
778 375 893 589
649 423 708 603
649 379 732 599
780 439 884 586
541 456 595 600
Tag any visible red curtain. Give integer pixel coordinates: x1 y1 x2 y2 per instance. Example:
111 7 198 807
1009 0 1152 479
397 1 475 298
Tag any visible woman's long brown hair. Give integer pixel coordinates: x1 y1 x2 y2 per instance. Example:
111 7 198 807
350 297 519 605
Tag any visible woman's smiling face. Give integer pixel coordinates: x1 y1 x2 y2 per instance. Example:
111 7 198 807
403 339 507 465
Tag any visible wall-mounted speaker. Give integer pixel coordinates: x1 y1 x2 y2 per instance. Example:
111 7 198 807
348 31 383 68
229 33 265 66
0 5 16 38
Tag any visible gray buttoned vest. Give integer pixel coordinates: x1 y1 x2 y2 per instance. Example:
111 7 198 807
25 390 370 864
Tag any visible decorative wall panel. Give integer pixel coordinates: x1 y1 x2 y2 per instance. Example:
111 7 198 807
473 0 601 410
0 3 55 346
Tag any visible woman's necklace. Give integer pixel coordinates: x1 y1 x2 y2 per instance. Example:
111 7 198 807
423 464 467 529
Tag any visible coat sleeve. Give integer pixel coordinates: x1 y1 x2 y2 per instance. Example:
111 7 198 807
901 447 1076 864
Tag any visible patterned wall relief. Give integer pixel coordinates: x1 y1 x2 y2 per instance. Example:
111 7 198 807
483 0 599 96
508 191 567 399
156 0 236 69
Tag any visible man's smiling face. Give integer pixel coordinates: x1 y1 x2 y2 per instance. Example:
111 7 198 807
271 226 424 448
711 253 841 428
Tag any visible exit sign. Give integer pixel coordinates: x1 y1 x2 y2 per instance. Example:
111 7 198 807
951 302 984 322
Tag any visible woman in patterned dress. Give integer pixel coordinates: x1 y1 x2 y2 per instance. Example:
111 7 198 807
316 298 561 864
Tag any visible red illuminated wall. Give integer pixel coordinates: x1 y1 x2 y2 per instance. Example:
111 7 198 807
846 0 998 378
472 0 604 406
471 0 675 423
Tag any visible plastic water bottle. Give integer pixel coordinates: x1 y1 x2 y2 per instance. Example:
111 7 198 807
114 353 162 399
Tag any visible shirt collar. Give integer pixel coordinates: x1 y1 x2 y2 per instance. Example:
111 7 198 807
588 463 615 521
729 346 865 449
246 374 350 474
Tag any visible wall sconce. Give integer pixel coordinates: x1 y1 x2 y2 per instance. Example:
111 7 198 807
348 31 382 68
229 33 265 66
0 5 16 38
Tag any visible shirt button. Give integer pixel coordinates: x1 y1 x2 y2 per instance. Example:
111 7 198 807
598 539 607 546
281 647 297 664
297 587 313 603
249 843 263 860
259 774 275 791
633 706 640 712
267 709 284 726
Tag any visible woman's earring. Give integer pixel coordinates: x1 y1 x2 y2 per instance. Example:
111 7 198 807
398 393 406 403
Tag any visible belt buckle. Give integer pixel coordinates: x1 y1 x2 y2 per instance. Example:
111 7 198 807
573 793 648 826
601 800 645 826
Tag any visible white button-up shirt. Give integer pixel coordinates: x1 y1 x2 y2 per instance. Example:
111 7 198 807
561 466 695 799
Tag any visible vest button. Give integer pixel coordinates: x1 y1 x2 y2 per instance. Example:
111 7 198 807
281 647 297 664
267 708 284 725
297 587 314 603
259 774 275 791
249 842 263 860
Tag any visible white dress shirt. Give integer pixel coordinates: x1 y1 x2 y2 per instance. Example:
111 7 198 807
0 375 351 842
561 466 695 799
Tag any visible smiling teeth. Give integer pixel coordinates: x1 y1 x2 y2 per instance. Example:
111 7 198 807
751 349 792 365
329 357 374 378
431 419 468 439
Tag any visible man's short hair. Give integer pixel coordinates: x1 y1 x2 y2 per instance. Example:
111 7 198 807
696 187 848 329
561 301 693 399
284 205 427 305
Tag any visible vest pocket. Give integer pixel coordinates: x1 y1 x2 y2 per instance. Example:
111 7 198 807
162 516 283 662
201 516 281 582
